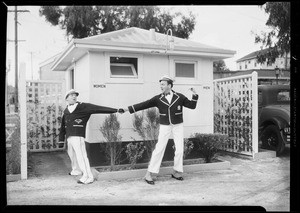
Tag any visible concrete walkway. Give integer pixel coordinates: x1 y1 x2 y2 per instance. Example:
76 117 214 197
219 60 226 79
7 148 290 211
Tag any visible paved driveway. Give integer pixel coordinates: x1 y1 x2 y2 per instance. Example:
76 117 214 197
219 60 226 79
6 147 290 211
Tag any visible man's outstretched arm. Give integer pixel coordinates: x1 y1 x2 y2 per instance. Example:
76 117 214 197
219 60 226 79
84 103 121 114
124 96 157 114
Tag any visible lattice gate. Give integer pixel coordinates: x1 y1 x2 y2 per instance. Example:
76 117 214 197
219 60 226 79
213 72 258 156
26 80 66 152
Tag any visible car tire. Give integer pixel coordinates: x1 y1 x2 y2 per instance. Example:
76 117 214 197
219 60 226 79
261 125 285 155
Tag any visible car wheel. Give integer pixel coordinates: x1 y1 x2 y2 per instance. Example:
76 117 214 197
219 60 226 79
261 125 285 155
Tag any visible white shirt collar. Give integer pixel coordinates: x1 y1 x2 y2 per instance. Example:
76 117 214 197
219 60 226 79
68 102 78 113
165 91 173 103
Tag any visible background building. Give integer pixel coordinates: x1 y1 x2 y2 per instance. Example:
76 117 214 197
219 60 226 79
236 48 290 71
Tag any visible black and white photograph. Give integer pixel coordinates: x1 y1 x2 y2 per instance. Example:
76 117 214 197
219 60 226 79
3 2 296 212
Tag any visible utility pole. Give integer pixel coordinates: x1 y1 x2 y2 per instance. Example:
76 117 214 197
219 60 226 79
5 60 11 113
8 6 29 112
14 6 18 112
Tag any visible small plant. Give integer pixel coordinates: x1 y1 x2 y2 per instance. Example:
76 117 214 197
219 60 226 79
125 142 146 169
172 139 194 159
99 114 124 170
192 133 229 163
132 108 160 160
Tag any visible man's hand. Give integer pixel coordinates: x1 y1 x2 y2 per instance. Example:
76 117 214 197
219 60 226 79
189 87 197 94
118 108 125 114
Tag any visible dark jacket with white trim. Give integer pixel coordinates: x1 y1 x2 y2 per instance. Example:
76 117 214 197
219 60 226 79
128 91 198 125
59 102 117 141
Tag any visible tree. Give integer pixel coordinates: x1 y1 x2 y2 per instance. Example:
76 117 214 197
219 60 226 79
39 6 196 40
213 60 229 72
254 2 290 66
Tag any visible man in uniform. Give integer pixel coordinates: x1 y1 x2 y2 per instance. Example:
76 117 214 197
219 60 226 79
59 89 124 184
123 76 198 185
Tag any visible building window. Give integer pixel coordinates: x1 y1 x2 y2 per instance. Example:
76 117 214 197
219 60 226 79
110 63 137 78
110 57 138 78
248 60 251 64
169 56 199 84
175 62 195 78
105 53 143 84
254 63 257 67
240 65 242 70
245 64 247 69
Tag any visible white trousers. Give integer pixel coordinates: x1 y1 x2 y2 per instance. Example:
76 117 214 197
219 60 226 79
148 123 184 174
67 136 93 182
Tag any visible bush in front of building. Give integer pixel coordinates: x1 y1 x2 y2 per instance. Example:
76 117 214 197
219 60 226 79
132 108 160 160
99 114 124 170
171 138 194 160
125 141 147 169
191 133 229 163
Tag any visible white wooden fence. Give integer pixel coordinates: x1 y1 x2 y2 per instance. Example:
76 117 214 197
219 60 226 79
213 72 258 156
27 80 66 152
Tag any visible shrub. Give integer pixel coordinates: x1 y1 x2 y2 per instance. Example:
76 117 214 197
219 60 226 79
125 142 146 169
191 133 229 163
172 138 194 160
99 114 124 170
132 108 160 159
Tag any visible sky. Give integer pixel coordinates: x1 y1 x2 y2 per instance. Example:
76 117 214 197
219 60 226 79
5 5 270 86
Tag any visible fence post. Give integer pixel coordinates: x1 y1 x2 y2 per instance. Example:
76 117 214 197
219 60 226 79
252 71 258 157
19 62 27 179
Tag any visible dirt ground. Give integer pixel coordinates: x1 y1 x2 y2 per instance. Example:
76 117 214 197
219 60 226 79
6 147 290 211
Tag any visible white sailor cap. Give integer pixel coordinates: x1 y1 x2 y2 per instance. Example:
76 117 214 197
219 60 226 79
65 89 79 99
159 75 174 83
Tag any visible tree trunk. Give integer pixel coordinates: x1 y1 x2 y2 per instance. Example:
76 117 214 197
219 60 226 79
110 145 114 170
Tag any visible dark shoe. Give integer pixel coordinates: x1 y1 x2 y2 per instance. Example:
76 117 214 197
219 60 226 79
68 172 71 175
77 180 85 184
144 178 155 185
171 174 184 181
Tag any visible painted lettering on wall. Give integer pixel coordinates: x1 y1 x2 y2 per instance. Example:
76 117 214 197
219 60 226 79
93 84 106 88
203 86 210 90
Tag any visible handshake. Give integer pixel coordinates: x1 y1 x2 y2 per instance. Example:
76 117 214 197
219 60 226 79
117 108 128 114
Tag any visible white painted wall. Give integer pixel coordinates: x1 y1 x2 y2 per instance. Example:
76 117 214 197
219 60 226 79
72 51 215 143
74 53 91 102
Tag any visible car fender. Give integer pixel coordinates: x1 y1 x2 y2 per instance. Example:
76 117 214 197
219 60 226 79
261 115 288 129
259 117 288 141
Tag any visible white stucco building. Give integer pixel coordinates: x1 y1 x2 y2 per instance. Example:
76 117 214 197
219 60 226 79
51 27 236 143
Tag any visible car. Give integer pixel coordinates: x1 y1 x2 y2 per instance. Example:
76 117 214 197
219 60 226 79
258 84 290 155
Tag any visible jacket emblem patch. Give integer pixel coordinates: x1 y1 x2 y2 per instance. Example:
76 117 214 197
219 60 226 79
177 105 181 110
74 119 82 124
